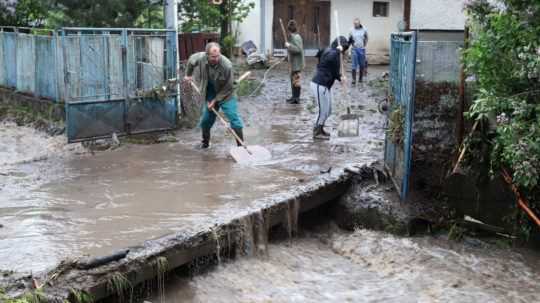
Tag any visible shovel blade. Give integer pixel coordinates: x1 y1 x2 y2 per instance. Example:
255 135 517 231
337 117 360 137
229 145 272 164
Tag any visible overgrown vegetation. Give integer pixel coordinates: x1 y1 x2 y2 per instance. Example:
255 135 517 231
178 0 254 33
0 287 48 303
178 0 255 56
155 256 168 302
0 0 51 27
463 0 540 237
106 272 133 303
387 106 405 146
69 288 94 303
0 0 164 28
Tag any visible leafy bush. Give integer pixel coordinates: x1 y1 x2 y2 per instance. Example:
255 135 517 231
463 0 540 233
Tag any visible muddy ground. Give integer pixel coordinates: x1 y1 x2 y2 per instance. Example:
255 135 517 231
0 62 387 274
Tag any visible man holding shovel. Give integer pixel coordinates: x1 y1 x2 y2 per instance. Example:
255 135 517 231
310 36 350 140
184 42 244 149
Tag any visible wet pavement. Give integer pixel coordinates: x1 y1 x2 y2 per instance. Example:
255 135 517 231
149 226 540 303
0 65 387 272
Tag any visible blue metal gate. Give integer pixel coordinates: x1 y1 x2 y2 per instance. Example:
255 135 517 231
384 31 417 200
61 28 178 142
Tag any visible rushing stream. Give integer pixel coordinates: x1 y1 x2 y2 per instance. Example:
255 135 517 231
148 226 540 303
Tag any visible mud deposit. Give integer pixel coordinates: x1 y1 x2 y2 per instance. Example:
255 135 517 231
0 66 386 273
148 227 540 303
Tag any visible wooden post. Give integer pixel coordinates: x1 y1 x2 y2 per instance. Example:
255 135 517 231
457 26 469 145
404 0 411 31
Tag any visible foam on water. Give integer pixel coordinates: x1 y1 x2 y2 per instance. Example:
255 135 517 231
152 228 540 303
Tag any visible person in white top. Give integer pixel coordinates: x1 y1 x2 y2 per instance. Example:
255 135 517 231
348 18 368 84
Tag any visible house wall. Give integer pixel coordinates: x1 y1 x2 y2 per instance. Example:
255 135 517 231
235 0 402 63
410 0 466 30
331 0 403 63
235 0 273 56
418 30 464 42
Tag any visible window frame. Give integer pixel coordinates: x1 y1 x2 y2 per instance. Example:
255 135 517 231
373 1 390 18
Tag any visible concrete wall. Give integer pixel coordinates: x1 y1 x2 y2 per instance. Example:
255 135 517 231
418 31 464 42
411 0 466 30
234 0 402 62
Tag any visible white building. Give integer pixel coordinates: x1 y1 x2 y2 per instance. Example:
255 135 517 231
176 0 466 64
410 0 466 41
235 0 404 64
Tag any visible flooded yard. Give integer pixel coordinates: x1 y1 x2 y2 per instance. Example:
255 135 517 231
0 65 386 273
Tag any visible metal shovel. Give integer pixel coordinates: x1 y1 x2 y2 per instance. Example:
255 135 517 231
189 72 272 164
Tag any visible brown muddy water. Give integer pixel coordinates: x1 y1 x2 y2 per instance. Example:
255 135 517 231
0 66 386 273
146 226 540 303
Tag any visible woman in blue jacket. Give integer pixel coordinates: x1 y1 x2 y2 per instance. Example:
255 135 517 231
310 36 350 140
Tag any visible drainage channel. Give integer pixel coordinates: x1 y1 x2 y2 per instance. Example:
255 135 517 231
1 164 355 302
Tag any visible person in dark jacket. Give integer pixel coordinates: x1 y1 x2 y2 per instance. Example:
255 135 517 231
310 36 350 140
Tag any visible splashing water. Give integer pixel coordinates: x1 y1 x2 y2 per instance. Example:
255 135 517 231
149 228 540 303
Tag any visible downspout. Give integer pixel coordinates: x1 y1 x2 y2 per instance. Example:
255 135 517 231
404 0 411 31
260 0 266 54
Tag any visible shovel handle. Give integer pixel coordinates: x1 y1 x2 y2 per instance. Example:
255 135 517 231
210 107 251 154
279 18 288 44
279 18 292 74
237 71 251 82
189 79 251 153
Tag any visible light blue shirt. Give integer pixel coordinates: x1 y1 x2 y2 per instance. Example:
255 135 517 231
349 27 368 49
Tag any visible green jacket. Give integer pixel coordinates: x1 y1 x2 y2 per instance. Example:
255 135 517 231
185 52 236 102
288 33 305 72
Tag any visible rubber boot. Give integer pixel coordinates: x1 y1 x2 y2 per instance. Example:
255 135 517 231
232 128 244 147
358 68 364 83
200 128 211 149
313 126 330 140
286 76 295 103
320 125 331 137
352 69 357 85
295 86 302 101
288 86 301 104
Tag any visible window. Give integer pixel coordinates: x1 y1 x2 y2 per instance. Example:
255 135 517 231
373 1 389 17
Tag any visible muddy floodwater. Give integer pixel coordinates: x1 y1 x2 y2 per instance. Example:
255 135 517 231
149 227 540 303
0 66 386 272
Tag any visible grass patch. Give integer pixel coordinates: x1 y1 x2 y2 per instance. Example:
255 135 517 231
156 256 168 302
448 222 467 241
69 288 94 303
106 272 133 303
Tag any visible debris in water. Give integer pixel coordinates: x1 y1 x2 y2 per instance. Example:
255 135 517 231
111 132 120 146
320 166 332 174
